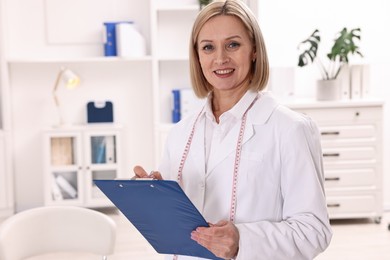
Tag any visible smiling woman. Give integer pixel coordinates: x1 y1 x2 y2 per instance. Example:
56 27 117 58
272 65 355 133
133 1 333 259
196 15 255 120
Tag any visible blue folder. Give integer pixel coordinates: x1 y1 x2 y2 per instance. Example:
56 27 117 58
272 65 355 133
94 180 223 260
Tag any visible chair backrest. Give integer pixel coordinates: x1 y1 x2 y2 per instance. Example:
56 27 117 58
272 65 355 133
0 206 116 260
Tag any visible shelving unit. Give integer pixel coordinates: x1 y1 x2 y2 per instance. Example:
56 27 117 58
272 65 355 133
0 0 14 217
43 125 124 208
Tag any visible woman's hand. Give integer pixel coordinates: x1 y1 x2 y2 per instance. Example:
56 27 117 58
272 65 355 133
191 220 239 259
133 165 163 180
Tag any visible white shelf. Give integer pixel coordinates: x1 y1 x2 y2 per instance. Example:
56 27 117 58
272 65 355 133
8 56 153 64
282 97 384 109
158 57 189 62
155 5 199 12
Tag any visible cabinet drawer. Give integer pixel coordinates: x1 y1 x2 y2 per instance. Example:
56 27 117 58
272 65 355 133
326 194 380 218
319 125 375 139
295 107 382 123
322 147 376 161
324 168 377 189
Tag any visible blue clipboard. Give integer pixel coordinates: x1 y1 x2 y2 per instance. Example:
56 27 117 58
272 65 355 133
94 180 222 260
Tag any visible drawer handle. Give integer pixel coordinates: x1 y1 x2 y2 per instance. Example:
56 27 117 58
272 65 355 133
323 153 340 157
321 131 340 136
327 203 341 208
325 177 340 181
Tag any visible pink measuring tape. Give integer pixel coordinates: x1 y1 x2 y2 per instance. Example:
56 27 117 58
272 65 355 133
173 94 259 259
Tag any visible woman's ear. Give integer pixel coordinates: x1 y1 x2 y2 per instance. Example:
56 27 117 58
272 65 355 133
252 48 256 62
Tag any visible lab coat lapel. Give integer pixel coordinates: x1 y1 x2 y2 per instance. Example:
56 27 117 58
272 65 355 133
206 118 255 174
205 92 278 174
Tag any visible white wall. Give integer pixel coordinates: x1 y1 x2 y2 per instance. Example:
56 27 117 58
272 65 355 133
258 0 390 209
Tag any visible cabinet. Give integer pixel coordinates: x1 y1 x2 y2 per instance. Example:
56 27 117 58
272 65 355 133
43 125 123 208
289 100 383 222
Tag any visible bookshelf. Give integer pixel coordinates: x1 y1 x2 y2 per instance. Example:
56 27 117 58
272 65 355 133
43 125 123 207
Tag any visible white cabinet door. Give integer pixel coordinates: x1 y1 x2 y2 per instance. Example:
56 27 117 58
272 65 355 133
44 131 84 206
83 129 122 207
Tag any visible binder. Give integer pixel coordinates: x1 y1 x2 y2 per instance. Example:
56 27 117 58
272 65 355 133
171 89 181 123
171 89 204 123
350 65 362 99
103 22 118 56
87 101 114 123
180 88 204 120
56 175 77 199
105 136 115 164
116 22 146 58
94 179 223 260
361 64 371 98
338 64 351 100
51 137 73 165
91 136 106 164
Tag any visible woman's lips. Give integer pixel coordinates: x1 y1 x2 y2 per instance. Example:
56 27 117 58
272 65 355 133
214 69 235 77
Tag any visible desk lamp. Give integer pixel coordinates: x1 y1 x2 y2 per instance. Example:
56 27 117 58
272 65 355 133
52 67 80 126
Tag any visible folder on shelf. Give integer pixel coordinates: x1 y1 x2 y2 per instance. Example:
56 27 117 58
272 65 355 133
94 179 222 260
105 136 115 164
91 136 106 164
51 137 73 165
51 177 63 201
56 175 77 199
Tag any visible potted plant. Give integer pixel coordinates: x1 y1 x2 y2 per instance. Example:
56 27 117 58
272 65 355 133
199 0 212 9
297 28 363 100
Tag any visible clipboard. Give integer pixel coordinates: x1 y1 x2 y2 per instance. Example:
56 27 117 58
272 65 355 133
94 179 223 260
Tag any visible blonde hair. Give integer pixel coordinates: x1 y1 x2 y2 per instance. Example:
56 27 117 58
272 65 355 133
189 0 269 98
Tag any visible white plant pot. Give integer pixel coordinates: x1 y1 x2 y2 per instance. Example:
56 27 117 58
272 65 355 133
316 79 341 101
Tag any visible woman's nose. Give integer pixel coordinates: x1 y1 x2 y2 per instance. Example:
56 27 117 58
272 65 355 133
214 49 230 65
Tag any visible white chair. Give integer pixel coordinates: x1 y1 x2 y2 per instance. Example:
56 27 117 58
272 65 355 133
0 206 116 260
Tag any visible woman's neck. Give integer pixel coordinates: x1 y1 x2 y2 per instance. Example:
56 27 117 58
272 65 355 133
212 87 248 122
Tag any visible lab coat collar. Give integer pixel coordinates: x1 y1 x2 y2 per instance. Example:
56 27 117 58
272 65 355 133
201 91 279 174
203 89 260 122
247 91 279 125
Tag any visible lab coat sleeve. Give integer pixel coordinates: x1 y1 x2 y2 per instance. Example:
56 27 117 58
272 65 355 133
235 118 332 260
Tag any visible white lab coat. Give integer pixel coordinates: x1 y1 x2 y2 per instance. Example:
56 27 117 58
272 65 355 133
159 91 332 260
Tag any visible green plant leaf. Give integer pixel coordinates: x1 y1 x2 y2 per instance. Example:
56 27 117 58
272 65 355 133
297 29 321 67
199 0 212 6
327 27 363 63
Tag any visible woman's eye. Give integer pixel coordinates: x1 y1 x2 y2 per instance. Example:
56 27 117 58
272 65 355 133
227 42 240 49
201 44 214 51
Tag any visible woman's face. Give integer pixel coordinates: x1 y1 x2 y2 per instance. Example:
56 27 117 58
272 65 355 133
197 15 255 93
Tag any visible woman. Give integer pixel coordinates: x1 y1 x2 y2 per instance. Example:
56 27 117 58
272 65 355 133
134 0 332 259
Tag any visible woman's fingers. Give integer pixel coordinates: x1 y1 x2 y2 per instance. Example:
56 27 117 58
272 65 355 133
133 166 163 180
133 165 149 178
149 171 163 180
